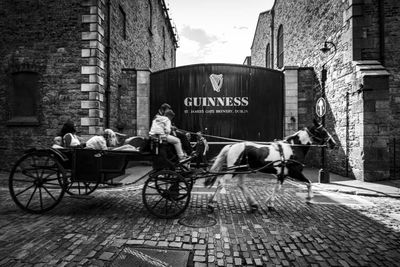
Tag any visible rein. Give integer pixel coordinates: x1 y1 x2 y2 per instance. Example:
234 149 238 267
180 130 327 148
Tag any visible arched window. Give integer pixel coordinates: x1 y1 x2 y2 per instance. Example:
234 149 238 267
148 50 152 68
277 25 284 68
148 0 153 33
266 43 271 68
118 5 126 40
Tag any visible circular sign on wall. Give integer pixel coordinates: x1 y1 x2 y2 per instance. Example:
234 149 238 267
316 97 327 118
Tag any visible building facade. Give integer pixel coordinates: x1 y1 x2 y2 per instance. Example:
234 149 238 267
0 0 178 169
251 0 400 181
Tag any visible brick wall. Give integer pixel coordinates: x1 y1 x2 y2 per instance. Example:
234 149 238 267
0 0 177 170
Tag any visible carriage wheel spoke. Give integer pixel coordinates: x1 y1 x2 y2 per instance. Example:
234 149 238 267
40 157 51 179
22 169 38 179
41 185 58 201
169 198 183 210
39 187 43 210
25 186 38 209
15 184 35 197
150 196 165 210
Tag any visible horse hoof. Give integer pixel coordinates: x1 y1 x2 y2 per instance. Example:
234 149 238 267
250 204 258 213
207 204 214 213
267 206 276 212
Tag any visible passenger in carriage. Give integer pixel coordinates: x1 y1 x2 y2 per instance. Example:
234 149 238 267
85 129 138 151
156 103 193 155
52 136 64 149
149 109 189 162
60 120 83 148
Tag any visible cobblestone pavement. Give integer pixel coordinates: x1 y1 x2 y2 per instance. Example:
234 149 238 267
1 174 400 267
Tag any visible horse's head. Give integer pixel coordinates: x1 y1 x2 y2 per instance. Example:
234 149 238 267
307 119 336 148
286 120 336 149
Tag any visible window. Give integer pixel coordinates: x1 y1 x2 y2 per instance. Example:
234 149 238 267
162 27 166 59
277 25 284 68
148 50 152 68
8 71 40 125
119 6 126 40
148 0 153 33
266 43 271 68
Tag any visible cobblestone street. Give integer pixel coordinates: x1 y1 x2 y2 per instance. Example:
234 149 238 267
1 174 400 266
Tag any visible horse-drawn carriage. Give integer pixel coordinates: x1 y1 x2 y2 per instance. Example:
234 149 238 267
8 120 336 218
8 136 208 219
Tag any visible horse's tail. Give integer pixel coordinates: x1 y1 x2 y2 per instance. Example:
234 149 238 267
204 144 231 187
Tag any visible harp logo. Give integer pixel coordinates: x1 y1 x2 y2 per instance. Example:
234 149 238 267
209 74 223 92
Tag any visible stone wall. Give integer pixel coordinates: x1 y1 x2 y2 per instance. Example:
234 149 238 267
250 11 271 69
0 0 177 170
250 0 400 181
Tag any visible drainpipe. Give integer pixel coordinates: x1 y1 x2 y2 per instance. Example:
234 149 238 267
105 0 111 128
378 0 385 65
270 9 275 69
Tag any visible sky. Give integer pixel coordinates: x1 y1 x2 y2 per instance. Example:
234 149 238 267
165 0 275 67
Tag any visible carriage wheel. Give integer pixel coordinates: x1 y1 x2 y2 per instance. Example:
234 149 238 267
9 150 67 213
64 171 99 196
142 170 191 219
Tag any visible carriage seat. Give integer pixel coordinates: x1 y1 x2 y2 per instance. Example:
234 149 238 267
148 135 170 155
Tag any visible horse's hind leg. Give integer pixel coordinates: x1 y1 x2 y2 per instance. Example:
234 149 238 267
288 167 313 200
237 175 258 212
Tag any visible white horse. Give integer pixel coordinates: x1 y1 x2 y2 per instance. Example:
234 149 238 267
204 120 336 212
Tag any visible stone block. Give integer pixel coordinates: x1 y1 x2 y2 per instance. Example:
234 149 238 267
90 6 98 14
81 66 98 75
82 32 99 41
82 15 98 23
81 83 100 92
89 109 100 117
81 100 100 109
89 92 100 100
81 117 100 126
81 49 91 57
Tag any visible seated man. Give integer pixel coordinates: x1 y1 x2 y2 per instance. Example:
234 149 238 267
149 109 188 162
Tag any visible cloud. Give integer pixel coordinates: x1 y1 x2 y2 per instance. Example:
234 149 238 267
234 26 248 30
180 25 218 48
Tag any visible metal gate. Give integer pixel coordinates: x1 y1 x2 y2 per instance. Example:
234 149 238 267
150 63 283 146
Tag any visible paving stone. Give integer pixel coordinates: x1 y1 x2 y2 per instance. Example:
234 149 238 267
98 252 114 261
193 256 206 262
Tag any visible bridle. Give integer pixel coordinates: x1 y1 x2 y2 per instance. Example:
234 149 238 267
305 125 334 147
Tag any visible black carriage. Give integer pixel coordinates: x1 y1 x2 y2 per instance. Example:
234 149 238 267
8 138 208 219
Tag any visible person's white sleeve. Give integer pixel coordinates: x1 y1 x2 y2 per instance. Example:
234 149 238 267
164 118 171 134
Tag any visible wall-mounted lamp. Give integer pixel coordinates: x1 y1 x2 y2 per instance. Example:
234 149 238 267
320 41 337 54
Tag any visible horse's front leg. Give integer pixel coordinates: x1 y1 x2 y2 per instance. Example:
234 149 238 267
266 177 282 211
207 174 228 212
288 166 313 201
237 175 258 212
